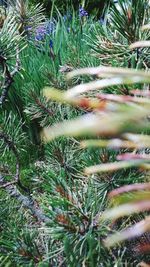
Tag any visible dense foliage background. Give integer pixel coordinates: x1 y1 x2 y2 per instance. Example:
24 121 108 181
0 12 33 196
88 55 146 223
28 0 110 17
0 0 150 266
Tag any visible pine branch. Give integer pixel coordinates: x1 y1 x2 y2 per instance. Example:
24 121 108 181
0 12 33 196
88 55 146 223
0 174 51 223
32 93 54 117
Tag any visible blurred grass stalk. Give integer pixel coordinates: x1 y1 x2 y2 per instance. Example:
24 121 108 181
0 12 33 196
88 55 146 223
42 32 150 250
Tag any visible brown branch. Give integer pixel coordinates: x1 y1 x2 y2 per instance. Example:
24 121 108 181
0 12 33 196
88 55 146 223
0 181 17 188
0 131 28 192
0 131 50 223
0 48 20 105
0 174 50 223
11 47 21 76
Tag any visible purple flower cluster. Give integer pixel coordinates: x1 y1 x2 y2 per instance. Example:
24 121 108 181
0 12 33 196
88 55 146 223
35 20 56 42
24 25 33 38
35 25 46 41
79 6 88 17
25 26 32 32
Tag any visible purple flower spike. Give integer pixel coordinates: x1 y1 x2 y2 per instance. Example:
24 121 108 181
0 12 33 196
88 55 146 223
46 20 56 35
79 6 88 17
49 39 53 49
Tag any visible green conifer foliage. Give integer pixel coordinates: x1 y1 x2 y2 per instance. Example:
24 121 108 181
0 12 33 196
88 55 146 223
1 0 150 266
